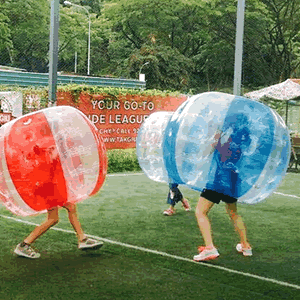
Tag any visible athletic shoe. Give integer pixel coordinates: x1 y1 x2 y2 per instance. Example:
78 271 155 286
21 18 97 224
78 238 104 250
182 199 191 211
236 243 252 256
163 208 176 216
14 243 41 259
197 246 206 253
193 246 219 261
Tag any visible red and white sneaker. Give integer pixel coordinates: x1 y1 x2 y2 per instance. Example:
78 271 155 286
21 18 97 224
163 208 176 216
197 246 206 253
193 246 219 261
236 243 252 256
182 199 191 211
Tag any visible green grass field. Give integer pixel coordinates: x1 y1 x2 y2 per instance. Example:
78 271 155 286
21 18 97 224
1 172 300 300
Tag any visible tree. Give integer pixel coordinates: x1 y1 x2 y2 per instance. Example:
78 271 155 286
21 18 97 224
101 0 210 91
59 6 90 74
127 44 193 91
59 5 108 75
1 0 299 91
202 0 300 87
261 0 300 81
80 0 102 16
61 0 102 16
103 0 208 56
0 10 12 65
1 0 50 72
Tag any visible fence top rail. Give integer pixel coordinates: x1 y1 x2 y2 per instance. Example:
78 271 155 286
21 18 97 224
0 70 146 89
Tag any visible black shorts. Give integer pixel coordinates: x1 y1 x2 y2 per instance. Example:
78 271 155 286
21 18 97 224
200 189 237 204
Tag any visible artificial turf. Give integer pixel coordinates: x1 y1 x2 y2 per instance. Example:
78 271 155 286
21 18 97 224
0 172 299 299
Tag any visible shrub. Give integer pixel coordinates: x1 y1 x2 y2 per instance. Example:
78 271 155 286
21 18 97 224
107 148 141 173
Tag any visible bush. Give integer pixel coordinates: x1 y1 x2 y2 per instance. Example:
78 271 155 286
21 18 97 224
107 148 141 173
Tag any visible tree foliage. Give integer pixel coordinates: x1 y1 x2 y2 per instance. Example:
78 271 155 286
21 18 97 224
0 0 300 92
1 0 50 72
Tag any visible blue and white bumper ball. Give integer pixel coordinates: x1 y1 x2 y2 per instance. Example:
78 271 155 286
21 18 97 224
136 92 290 204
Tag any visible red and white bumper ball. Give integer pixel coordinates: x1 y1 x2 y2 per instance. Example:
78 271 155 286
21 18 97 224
0 106 107 216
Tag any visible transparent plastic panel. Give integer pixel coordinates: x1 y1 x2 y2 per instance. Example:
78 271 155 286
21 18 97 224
44 106 103 202
136 111 173 183
171 92 235 190
0 120 40 216
238 107 290 204
205 97 276 198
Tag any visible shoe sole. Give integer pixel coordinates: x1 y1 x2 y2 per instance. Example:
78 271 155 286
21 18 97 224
163 212 175 216
242 252 252 257
236 244 252 256
79 243 104 251
14 249 40 259
193 254 219 262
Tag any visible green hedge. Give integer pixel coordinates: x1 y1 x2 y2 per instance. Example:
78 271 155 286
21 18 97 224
107 148 141 173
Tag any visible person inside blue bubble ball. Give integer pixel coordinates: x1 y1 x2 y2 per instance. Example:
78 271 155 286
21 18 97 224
208 113 252 197
194 113 253 262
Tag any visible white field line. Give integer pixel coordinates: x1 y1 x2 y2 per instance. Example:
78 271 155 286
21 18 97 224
274 192 300 199
107 173 144 177
1 213 300 291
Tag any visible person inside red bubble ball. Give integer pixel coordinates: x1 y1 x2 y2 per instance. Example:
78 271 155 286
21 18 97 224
14 138 103 259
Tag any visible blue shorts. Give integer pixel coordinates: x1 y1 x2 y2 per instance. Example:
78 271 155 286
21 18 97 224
201 189 237 204
167 183 183 206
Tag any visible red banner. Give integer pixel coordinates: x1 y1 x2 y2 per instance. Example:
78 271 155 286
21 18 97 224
0 112 13 125
57 92 187 149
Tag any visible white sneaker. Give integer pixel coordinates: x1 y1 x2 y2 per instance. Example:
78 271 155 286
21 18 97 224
78 238 104 250
236 243 252 256
14 243 41 259
193 247 219 261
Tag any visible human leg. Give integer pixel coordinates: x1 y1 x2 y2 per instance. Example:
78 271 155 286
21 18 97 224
181 198 191 211
164 184 191 215
14 208 59 258
63 203 85 242
163 184 179 215
225 202 252 254
193 196 219 261
63 203 103 250
24 207 59 244
195 196 215 248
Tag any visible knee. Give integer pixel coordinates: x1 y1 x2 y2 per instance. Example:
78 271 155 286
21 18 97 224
228 211 239 221
195 207 207 222
47 217 59 227
64 203 76 214
46 208 59 226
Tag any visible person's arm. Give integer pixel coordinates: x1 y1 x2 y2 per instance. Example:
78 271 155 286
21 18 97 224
202 132 221 156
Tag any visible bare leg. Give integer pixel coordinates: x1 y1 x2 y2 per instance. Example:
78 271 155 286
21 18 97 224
195 197 215 248
181 198 191 211
24 207 59 244
225 202 251 249
63 203 85 242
